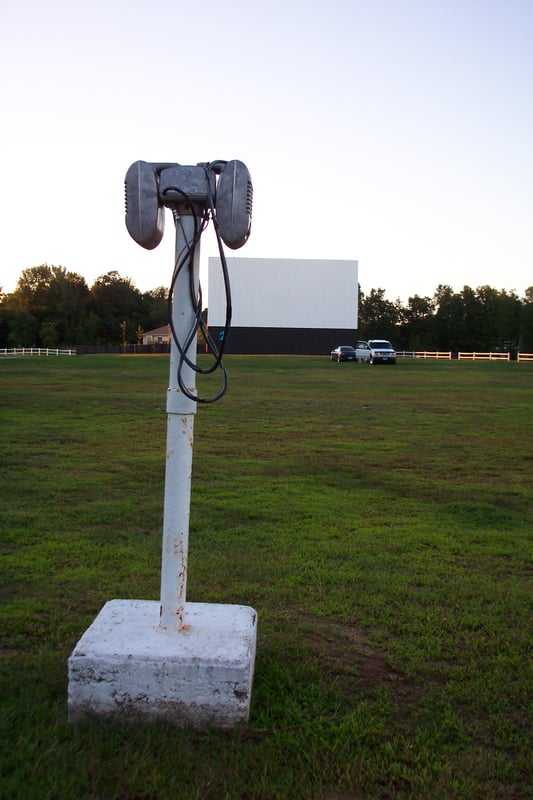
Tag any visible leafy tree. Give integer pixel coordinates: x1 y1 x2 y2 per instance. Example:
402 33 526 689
398 295 436 351
459 285 484 350
0 308 13 347
7 265 90 346
39 321 59 348
88 271 144 344
10 265 56 315
433 285 467 351
497 289 522 352
141 286 169 331
76 310 104 345
474 285 499 350
520 287 533 352
4 310 39 347
359 288 401 342
48 268 90 344
475 286 522 352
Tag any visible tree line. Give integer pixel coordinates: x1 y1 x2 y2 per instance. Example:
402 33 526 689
0 266 168 348
359 285 533 353
1 264 532 353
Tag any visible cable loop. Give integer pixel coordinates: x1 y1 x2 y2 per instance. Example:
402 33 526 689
167 186 232 404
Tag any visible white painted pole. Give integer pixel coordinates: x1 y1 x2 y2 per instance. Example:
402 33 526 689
159 213 200 631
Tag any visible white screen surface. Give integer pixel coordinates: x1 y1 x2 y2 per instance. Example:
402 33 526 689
208 258 358 329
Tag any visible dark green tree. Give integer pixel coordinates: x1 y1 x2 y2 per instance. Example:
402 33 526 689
89 271 144 344
459 285 484 350
39 320 59 348
475 286 522 352
48 268 91 344
6 265 90 346
359 288 401 343
399 295 436 351
520 287 533 353
433 285 466 351
3 309 39 347
140 286 169 331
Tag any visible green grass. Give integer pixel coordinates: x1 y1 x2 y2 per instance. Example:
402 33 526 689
1 355 532 799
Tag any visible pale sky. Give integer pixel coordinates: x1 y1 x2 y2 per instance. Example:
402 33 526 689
1 0 531 303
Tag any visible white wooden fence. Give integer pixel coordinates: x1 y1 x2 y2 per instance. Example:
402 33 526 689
396 351 452 359
0 347 75 357
458 351 510 361
396 350 532 362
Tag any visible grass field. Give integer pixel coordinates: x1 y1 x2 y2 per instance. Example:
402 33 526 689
1 354 532 800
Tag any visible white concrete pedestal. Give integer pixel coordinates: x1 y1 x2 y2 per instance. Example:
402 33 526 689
68 599 257 728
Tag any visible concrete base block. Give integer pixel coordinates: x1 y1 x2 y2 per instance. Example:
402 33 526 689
68 599 257 728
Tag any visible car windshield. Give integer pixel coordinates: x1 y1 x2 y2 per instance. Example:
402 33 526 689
340 346 355 351
371 341 392 349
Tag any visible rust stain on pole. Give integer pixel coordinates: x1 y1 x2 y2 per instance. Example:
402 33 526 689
173 538 190 631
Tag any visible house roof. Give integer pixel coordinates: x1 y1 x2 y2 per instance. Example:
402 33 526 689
144 325 170 336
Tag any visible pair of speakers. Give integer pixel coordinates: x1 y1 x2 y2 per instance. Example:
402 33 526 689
125 160 252 251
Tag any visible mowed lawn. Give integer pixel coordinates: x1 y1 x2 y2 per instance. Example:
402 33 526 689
1 354 531 800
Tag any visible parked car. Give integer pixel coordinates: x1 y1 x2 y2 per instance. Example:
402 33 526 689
330 345 357 362
367 339 397 364
355 341 371 362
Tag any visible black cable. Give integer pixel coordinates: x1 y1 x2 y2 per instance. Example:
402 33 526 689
162 180 232 404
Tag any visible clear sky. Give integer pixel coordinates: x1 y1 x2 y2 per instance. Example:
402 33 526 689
1 0 531 303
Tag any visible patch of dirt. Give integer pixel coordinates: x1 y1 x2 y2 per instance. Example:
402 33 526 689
287 611 424 710
296 613 399 684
